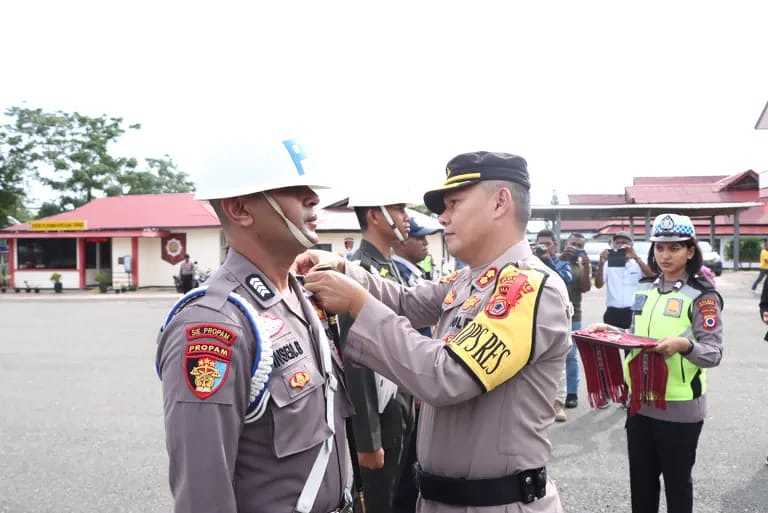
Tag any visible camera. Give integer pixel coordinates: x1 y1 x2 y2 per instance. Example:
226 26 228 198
533 244 548 258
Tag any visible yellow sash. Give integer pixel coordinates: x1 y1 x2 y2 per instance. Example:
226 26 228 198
445 264 546 392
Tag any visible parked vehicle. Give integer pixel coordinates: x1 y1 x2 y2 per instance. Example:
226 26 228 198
698 241 723 276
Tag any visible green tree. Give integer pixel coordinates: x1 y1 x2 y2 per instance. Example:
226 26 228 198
118 156 194 195
1 107 195 216
36 201 66 219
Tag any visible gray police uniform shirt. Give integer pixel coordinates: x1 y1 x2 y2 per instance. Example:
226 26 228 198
156 249 353 513
344 241 570 513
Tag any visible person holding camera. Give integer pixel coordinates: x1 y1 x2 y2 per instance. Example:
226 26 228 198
560 233 592 409
535 229 573 421
594 232 654 330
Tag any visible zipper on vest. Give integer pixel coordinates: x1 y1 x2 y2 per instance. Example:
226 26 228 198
679 355 686 383
645 293 663 338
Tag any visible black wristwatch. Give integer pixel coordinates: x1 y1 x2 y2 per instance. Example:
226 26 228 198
681 339 694 356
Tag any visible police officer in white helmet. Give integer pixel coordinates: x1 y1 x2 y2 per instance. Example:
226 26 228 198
155 138 354 513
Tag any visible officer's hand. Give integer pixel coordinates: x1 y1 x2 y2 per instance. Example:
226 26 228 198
652 336 690 358
304 270 368 316
293 250 346 276
762 311 768 324
560 247 577 261
599 249 609 263
358 449 385 470
624 246 639 261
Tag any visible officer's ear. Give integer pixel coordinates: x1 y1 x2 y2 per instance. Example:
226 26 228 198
492 186 514 218
221 196 257 228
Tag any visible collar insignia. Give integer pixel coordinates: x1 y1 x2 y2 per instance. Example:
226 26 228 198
443 289 457 306
246 273 275 302
475 267 498 289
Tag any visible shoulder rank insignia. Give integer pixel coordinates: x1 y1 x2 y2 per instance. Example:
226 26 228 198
184 341 232 400
461 294 482 311
475 267 498 289
440 271 460 284
443 289 457 306
186 324 238 346
246 273 276 302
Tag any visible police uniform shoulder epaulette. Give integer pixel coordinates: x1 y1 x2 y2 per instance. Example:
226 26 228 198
687 274 715 291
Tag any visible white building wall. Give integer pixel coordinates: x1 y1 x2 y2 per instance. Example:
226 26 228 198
136 228 223 288
15 270 79 289
111 238 133 288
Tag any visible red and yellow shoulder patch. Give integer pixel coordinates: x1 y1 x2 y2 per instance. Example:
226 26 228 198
697 296 719 331
484 269 535 319
184 341 232 399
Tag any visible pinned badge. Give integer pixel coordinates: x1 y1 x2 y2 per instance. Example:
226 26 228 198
443 289 457 307
289 370 311 390
440 271 460 285
475 267 498 289
461 295 482 311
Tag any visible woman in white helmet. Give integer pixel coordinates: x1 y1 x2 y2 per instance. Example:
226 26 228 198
593 213 724 513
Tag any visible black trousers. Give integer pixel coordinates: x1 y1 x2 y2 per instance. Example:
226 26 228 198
180 275 194 293
604 306 633 330
626 414 703 513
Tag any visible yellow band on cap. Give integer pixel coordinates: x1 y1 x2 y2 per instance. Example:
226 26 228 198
444 172 481 185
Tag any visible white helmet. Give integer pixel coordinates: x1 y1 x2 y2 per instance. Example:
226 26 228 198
195 137 333 249
337 188 420 242
194 137 333 201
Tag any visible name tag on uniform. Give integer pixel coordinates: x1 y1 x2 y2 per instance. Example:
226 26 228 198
632 294 647 313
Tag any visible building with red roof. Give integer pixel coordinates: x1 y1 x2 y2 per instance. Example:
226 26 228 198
1 193 444 290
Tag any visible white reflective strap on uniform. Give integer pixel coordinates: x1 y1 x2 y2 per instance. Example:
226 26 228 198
294 321 338 513
263 192 316 249
379 206 406 242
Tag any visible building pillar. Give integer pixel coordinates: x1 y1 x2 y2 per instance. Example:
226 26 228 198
733 212 741 270
8 238 15 289
78 238 86 289
554 211 562 242
131 237 139 288
709 216 716 250
629 216 635 238
645 211 652 239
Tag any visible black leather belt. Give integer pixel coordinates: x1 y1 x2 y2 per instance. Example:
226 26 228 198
415 466 548 507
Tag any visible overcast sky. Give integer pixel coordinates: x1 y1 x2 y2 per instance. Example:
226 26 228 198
3 1 767 209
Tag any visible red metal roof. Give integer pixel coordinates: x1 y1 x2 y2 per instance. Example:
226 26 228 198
624 185 758 204
633 175 728 185
3 193 220 233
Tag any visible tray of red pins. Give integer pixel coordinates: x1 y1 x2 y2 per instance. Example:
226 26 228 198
571 328 658 349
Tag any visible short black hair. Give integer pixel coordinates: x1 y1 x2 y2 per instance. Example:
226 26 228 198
568 232 586 240
647 239 704 277
354 207 371 231
536 229 556 242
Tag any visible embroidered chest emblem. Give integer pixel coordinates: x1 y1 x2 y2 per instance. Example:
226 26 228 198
440 271 460 284
475 267 498 289
443 289 457 306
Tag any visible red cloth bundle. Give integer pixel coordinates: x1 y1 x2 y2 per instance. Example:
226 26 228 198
571 329 667 414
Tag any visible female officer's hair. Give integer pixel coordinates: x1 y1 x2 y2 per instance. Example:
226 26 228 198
647 239 704 277
481 180 530 230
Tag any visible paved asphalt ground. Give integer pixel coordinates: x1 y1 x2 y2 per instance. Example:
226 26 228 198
1 271 767 513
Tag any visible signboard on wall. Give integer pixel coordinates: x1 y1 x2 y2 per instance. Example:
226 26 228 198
161 233 187 264
30 220 87 231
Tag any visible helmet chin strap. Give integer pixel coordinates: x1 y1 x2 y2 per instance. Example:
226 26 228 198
263 193 315 249
379 206 406 242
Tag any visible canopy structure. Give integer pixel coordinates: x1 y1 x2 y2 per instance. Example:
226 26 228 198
531 201 762 268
